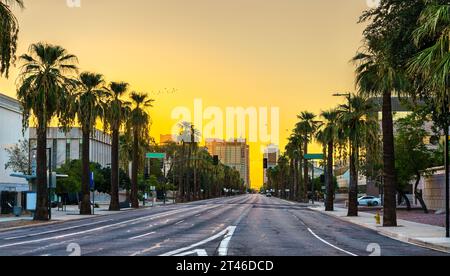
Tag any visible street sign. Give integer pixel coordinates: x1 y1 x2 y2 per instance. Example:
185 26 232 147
90 172 95 190
146 153 166 159
304 154 324 160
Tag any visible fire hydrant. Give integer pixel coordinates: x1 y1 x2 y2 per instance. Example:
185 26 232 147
374 212 381 225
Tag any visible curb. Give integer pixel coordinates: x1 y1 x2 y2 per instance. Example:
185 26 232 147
311 207 450 254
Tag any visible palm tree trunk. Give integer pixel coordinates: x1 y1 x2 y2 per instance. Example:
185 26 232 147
80 126 92 215
35 125 49 221
325 141 334 211
131 129 139 208
303 141 309 202
109 127 120 211
348 143 358 217
382 91 398 226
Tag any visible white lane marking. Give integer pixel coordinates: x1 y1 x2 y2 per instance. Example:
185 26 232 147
175 249 208 256
0 206 205 249
129 232 156 240
159 226 235 256
4 219 113 240
174 220 185 225
218 226 236 256
307 228 358 256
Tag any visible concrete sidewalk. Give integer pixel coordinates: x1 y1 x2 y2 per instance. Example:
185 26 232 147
310 204 450 253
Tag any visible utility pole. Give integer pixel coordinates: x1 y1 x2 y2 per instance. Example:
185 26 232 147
445 96 449 238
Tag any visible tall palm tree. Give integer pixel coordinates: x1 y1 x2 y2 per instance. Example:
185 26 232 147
409 0 450 236
73 72 106 215
0 0 24 78
352 50 407 226
317 109 340 211
127 92 154 208
104 82 130 211
17 43 78 220
295 112 319 201
338 95 379 217
286 134 303 200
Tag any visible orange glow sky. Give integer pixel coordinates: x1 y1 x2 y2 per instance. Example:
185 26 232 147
0 0 369 189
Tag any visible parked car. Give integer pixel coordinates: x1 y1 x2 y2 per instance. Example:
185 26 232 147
357 196 381 206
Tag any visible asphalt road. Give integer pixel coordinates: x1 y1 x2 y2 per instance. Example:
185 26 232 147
0 194 446 256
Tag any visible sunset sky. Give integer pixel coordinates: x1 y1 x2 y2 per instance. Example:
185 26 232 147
0 0 371 189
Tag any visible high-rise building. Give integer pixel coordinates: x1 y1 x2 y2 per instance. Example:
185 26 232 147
205 139 250 188
263 145 280 186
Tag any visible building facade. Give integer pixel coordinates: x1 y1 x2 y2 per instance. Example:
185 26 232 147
0 93 29 192
263 145 280 186
29 127 112 169
205 139 250 188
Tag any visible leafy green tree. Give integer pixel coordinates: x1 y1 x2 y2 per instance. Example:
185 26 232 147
395 113 442 213
56 160 105 197
4 139 29 174
0 0 24 78
98 166 131 195
17 43 78 221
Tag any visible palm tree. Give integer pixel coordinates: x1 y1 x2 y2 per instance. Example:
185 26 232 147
73 72 106 215
0 0 24 78
352 50 407 226
17 43 78 220
317 109 340 211
127 92 154 208
285 134 303 200
104 82 130 211
337 95 379 217
295 112 319 201
409 0 450 236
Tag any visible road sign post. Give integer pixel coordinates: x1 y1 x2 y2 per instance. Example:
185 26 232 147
90 172 95 215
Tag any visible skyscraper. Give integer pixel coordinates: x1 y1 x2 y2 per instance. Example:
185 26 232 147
205 139 250 188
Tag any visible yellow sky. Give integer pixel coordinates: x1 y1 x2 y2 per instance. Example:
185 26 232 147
0 0 369 189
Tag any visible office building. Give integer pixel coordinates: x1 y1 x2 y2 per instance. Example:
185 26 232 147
29 127 112 169
205 139 250 188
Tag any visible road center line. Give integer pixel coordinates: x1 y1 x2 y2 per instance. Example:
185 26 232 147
307 228 358 256
159 226 235 256
129 232 156 240
218 226 236 256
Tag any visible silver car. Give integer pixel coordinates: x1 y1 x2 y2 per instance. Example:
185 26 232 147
357 196 381 206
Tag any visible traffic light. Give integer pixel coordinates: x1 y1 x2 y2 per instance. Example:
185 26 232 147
263 158 268 169
213 155 219 166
